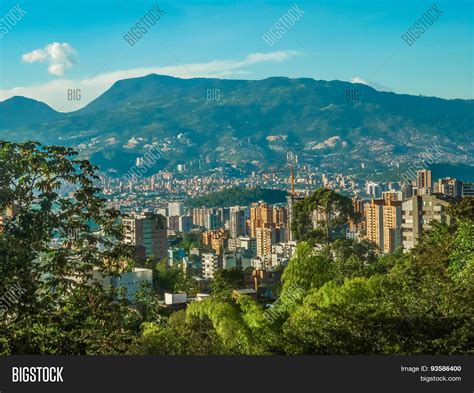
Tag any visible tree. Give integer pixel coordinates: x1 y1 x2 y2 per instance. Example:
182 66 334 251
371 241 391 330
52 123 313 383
185 298 264 354
448 197 474 222
178 232 203 253
131 310 223 355
0 141 136 354
280 215 474 355
291 188 355 244
211 268 245 297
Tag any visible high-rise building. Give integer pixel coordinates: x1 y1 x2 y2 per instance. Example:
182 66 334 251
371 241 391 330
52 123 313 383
416 170 433 195
249 202 273 237
229 207 246 238
287 194 306 241
401 194 454 250
256 226 277 257
178 215 193 233
364 199 384 250
123 212 168 261
435 177 461 197
382 190 402 204
382 201 402 253
168 202 184 217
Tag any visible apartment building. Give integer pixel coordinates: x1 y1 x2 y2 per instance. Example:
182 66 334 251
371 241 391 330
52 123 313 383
364 199 384 250
202 252 221 279
123 212 168 261
382 201 402 253
401 194 455 250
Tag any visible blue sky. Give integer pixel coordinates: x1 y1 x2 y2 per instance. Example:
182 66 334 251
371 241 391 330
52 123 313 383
0 0 472 111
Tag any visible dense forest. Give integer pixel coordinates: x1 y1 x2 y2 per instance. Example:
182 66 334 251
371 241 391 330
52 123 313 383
187 187 288 208
0 142 472 355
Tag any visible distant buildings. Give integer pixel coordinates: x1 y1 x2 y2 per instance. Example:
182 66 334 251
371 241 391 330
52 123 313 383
113 166 469 287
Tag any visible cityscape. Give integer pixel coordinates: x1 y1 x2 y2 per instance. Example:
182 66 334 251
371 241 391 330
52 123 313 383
74 165 472 305
0 1 473 390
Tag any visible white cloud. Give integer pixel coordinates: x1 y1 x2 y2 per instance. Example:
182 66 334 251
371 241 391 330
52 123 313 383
351 76 392 92
1 50 301 111
22 42 78 76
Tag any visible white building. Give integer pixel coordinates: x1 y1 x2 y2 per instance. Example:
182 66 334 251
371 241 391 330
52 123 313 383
251 256 270 270
165 292 187 305
271 241 297 259
168 202 184 217
239 236 257 255
92 268 153 301
202 252 220 279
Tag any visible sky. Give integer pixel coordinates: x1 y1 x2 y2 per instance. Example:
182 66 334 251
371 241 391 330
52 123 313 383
0 0 472 111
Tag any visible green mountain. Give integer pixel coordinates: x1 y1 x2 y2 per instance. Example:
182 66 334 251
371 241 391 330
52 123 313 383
1 74 473 179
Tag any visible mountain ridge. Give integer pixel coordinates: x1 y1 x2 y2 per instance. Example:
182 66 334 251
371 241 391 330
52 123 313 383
1 74 472 178
0 96 61 130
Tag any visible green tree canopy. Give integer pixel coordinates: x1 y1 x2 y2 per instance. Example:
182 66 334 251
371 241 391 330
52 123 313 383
291 188 355 244
0 141 136 354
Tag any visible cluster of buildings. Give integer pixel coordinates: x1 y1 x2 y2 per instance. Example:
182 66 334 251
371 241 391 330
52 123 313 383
353 170 469 252
195 202 296 278
117 199 299 290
